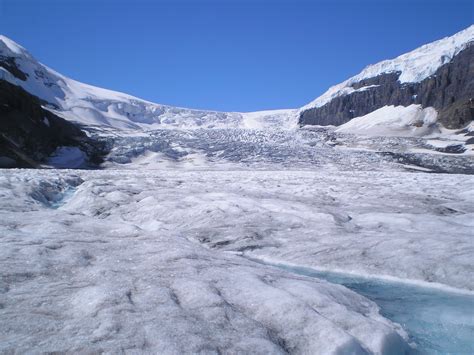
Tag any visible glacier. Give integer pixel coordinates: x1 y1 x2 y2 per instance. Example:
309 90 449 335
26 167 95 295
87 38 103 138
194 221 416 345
1 167 473 353
1 26 474 354
1 169 416 354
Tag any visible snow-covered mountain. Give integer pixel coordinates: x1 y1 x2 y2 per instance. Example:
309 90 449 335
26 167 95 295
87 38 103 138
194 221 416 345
300 25 474 131
0 35 296 131
0 27 473 170
0 26 472 134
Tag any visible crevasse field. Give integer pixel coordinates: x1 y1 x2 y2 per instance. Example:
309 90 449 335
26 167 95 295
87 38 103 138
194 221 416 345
1 126 473 354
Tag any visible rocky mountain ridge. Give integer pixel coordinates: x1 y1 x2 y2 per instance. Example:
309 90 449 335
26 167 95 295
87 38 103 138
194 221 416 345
299 26 474 129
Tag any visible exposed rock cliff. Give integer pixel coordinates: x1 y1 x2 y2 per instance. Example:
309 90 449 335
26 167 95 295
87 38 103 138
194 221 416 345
0 80 107 168
300 44 473 129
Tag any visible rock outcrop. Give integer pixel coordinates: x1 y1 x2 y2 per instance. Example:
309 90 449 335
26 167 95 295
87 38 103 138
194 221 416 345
0 80 107 168
299 43 473 129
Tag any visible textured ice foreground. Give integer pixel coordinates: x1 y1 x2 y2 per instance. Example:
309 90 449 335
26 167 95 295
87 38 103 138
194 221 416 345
257 261 474 354
1 168 473 353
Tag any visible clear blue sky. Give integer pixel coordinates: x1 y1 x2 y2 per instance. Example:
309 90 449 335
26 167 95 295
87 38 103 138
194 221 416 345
1 0 472 112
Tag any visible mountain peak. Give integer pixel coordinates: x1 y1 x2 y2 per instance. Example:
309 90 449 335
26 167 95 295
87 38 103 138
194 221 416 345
301 25 474 111
0 35 32 59
0 35 297 130
299 25 473 131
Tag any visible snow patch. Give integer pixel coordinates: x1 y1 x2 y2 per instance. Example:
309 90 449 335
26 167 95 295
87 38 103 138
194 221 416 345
335 105 438 137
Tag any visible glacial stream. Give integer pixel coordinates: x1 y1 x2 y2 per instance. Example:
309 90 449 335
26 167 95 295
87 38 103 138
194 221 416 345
252 259 474 354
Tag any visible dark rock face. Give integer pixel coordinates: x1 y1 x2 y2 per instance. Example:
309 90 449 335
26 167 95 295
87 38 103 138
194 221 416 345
0 80 107 168
299 44 474 129
0 56 27 81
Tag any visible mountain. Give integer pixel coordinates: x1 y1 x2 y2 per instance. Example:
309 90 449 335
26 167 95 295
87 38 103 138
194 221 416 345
0 80 107 168
299 25 474 131
2 28 474 355
0 26 473 169
0 35 295 167
0 35 295 131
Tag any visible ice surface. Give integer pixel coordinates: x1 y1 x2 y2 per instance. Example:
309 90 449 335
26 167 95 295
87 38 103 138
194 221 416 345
1 167 472 353
256 261 474 354
98 126 473 173
0 169 416 354
1 152 473 353
150 169 471 290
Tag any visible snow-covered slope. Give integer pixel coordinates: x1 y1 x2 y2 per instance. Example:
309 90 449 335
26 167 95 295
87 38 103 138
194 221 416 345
301 25 474 111
0 35 296 130
335 105 439 137
2 26 472 135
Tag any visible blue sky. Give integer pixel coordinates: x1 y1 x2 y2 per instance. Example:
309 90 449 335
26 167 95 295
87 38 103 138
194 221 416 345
1 0 472 111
